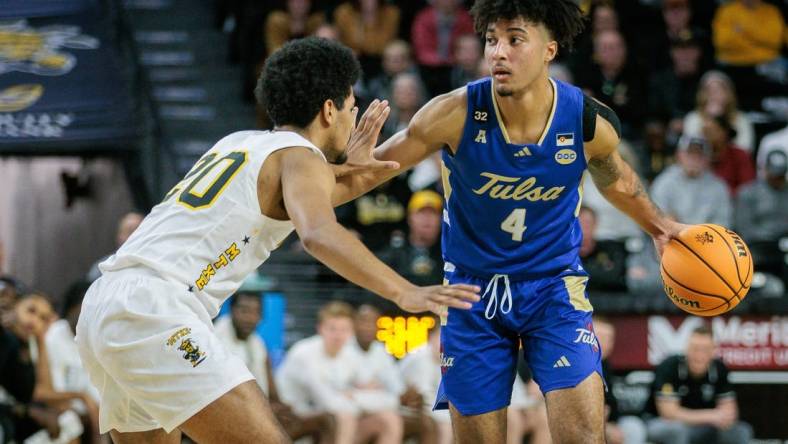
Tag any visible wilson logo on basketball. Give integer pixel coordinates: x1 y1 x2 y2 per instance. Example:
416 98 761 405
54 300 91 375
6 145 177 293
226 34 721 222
725 229 748 258
664 283 701 309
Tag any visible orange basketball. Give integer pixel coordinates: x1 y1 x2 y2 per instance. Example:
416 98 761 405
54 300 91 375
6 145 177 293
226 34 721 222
660 224 753 316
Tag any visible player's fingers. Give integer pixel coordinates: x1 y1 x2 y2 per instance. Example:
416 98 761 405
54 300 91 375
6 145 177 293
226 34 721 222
435 296 472 310
439 288 481 303
370 106 390 134
444 284 481 293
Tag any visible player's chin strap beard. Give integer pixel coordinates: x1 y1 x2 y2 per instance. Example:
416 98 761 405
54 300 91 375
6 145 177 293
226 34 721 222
482 274 512 320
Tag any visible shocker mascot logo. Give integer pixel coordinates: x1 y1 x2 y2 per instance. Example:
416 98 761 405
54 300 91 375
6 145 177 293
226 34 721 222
0 20 99 112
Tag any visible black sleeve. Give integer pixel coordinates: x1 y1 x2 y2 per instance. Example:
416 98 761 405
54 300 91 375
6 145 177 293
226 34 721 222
582 94 622 142
652 356 680 401
714 359 736 401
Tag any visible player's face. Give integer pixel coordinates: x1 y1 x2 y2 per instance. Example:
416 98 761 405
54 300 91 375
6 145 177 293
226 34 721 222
484 17 557 97
326 89 357 164
318 316 354 354
686 333 715 376
231 295 261 340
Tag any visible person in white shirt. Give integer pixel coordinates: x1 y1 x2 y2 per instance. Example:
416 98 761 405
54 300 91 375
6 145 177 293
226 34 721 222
399 322 452 444
276 301 402 444
351 304 404 440
214 290 333 442
758 125 788 179
44 281 101 443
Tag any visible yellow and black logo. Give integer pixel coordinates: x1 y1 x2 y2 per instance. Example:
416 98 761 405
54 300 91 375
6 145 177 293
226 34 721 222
178 338 207 367
0 19 99 77
0 84 43 112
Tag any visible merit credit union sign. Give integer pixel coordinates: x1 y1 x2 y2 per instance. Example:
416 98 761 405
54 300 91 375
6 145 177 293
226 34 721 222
609 315 788 370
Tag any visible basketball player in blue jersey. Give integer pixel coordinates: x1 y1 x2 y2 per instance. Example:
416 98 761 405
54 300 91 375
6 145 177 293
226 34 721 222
334 1 689 442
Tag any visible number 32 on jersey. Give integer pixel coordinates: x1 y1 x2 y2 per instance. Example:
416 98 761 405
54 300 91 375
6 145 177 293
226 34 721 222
163 151 248 210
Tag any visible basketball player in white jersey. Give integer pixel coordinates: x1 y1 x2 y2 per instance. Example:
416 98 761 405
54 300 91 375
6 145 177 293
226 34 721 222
75 37 481 444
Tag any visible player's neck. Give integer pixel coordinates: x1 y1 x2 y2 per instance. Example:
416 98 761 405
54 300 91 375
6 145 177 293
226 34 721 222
494 76 554 142
275 124 329 154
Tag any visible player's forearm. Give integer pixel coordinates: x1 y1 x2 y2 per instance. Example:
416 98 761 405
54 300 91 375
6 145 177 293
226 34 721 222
588 154 672 238
332 168 394 206
300 222 415 302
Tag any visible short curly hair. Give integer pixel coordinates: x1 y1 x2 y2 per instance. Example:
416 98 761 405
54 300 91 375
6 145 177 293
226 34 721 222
256 37 361 128
470 0 585 51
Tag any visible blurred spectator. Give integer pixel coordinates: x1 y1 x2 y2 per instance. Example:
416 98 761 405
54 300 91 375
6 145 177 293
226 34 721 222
399 322 452 444
449 34 482 90
735 150 788 279
650 0 712 72
336 174 412 251
5 293 86 442
215 291 334 442
277 302 400 444
0 276 24 326
712 0 786 109
701 114 755 195
507 369 550 444
367 40 422 103
568 3 621 73
350 305 405 441
264 0 325 55
383 73 428 140
581 140 643 241
682 71 755 151
411 0 474 96
594 317 647 444
334 0 401 78
378 190 444 286
86 212 144 282
644 326 753 444
648 30 705 134
575 30 647 139
651 136 732 226
626 232 663 295
578 206 628 292
313 23 339 40
757 124 788 179
44 281 101 443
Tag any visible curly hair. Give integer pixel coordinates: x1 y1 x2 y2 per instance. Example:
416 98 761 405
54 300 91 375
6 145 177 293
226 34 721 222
256 37 361 128
470 0 585 51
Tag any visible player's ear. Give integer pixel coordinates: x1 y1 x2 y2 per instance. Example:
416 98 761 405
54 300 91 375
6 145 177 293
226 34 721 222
320 99 336 126
544 40 558 63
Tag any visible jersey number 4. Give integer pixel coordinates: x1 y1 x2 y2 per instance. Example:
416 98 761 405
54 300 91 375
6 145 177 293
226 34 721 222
163 151 248 210
501 208 527 241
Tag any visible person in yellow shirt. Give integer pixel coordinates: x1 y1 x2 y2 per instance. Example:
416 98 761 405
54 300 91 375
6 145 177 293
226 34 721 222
712 0 786 109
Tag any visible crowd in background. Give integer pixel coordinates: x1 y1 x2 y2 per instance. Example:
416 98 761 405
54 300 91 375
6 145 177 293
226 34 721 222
1 0 786 442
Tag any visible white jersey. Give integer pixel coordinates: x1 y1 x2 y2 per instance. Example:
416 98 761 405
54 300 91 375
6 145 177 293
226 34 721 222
100 130 324 317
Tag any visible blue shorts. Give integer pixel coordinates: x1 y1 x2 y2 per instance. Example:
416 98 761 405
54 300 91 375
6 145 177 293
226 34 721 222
434 267 603 415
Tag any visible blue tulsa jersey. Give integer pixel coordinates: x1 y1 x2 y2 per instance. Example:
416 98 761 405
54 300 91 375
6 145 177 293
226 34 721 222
441 77 587 280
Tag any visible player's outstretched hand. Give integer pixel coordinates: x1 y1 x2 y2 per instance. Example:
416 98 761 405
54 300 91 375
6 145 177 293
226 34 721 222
652 220 692 258
395 283 481 315
341 99 398 176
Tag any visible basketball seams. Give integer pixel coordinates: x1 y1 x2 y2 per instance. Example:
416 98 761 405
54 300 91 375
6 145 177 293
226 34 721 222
673 238 739 296
701 224 747 288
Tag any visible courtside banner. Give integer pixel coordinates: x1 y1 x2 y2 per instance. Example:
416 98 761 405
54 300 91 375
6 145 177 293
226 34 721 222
0 1 137 150
608 315 788 370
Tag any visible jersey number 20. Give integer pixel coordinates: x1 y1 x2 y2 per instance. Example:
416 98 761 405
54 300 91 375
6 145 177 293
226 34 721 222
164 151 248 209
501 208 527 241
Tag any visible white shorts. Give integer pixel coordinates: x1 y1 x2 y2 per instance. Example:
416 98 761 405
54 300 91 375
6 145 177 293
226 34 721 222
75 267 254 434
